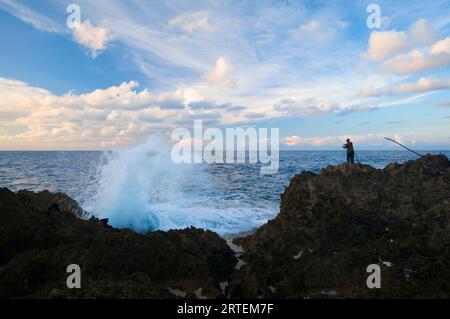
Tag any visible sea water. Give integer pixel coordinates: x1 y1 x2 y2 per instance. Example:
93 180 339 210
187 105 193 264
1 144 448 236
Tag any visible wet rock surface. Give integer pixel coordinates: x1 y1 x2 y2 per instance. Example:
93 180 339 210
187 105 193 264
229 154 450 298
0 189 236 298
1 155 449 298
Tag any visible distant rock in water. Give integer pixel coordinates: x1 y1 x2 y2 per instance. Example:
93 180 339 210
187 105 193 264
0 188 236 298
1 155 449 299
230 154 450 298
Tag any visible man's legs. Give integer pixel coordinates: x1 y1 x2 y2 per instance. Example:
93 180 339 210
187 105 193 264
347 152 351 163
350 151 355 164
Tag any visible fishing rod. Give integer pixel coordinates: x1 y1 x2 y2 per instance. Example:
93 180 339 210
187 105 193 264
384 137 450 185
384 137 423 157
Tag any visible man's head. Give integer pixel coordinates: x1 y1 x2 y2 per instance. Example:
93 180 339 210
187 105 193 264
346 138 350 142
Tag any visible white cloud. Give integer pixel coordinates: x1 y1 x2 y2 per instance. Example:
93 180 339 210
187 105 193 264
285 135 302 146
0 78 51 112
0 1 111 57
431 37 450 55
382 39 450 75
364 19 437 60
409 19 437 44
1 1 449 149
299 20 321 32
292 19 348 44
207 57 237 88
100 126 118 137
0 77 247 149
360 77 450 97
169 11 213 33
2 0 390 120
394 78 450 94
73 21 110 58
284 134 384 148
71 81 151 109
273 98 337 116
282 133 434 149
364 31 409 61
0 0 61 33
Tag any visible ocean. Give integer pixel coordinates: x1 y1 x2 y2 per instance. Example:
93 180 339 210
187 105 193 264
1 147 449 236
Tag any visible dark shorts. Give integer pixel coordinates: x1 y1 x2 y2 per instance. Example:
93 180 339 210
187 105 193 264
347 151 355 163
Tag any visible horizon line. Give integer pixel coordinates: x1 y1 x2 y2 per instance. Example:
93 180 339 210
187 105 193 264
0 149 449 152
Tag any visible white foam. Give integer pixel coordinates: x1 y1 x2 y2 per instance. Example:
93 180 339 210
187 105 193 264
226 240 245 255
194 288 207 299
293 250 303 260
378 256 393 268
167 287 187 298
89 136 275 236
235 259 247 270
219 281 228 296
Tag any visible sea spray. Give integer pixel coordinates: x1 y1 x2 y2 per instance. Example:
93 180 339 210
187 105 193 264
91 137 183 232
90 136 277 236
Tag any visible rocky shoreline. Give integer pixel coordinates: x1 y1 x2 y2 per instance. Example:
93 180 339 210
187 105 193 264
1 155 449 298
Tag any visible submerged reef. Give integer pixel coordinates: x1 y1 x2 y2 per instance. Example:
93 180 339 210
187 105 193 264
0 155 449 298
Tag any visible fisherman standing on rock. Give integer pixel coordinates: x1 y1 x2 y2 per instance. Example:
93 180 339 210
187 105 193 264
343 138 355 164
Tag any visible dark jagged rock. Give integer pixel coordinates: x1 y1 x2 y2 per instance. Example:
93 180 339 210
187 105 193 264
0 188 236 298
1 155 450 299
16 189 88 218
230 155 450 298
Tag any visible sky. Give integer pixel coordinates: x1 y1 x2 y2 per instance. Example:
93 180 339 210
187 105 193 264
0 0 449 150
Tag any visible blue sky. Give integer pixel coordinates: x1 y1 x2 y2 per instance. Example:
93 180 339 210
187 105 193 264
0 0 449 150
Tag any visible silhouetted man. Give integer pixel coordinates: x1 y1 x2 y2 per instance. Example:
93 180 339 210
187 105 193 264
343 138 355 164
